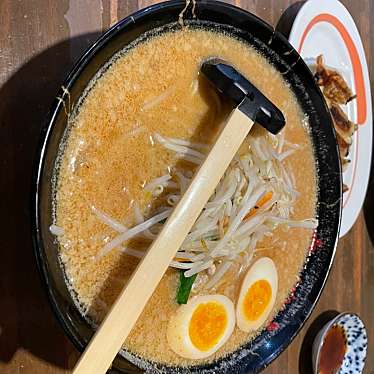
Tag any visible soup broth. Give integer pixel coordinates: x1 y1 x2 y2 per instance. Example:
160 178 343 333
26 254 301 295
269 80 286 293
55 28 316 366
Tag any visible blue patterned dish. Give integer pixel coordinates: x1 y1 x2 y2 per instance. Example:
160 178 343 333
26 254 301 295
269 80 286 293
312 313 367 374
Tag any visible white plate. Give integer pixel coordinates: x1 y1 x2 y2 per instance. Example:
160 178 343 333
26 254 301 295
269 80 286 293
287 0 372 237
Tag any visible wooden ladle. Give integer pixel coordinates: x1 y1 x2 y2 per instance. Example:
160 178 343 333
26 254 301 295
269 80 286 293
73 58 285 374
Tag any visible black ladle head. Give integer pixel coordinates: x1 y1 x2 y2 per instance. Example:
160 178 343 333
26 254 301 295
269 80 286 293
201 58 285 135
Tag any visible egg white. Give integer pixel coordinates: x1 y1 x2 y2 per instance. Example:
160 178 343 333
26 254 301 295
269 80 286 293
236 257 278 332
167 294 235 359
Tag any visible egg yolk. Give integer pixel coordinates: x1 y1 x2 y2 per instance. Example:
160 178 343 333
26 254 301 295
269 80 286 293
242 280 272 321
189 302 228 351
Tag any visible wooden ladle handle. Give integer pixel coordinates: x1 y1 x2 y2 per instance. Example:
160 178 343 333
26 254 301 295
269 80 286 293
72 108 254 374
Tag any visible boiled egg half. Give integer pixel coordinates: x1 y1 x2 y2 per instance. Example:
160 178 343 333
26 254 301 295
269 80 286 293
236 257 278 332
167 294 235 359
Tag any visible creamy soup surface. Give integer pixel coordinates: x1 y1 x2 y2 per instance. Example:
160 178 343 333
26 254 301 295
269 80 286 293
55 28 316 366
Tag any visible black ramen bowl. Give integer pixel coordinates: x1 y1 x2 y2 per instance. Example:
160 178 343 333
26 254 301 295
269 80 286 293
32 1 342 373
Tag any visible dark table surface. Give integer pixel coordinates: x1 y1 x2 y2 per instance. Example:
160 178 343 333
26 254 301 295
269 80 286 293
0 1 373 373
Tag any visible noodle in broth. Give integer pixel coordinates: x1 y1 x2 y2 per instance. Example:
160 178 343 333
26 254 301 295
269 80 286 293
54 28 316 366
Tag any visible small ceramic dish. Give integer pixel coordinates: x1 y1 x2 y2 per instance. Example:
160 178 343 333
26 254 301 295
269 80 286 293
312 312 367 374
